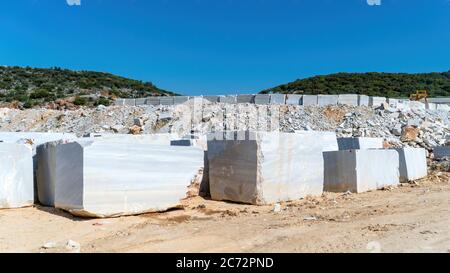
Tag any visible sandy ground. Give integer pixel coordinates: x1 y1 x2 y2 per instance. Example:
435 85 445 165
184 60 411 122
1 172 449 253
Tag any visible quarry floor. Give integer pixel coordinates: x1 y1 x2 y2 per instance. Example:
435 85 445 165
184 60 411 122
1 172 449 253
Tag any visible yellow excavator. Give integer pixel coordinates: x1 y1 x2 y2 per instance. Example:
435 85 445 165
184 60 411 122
409 90 428 102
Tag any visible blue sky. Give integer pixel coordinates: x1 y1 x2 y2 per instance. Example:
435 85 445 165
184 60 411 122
0 0 449 95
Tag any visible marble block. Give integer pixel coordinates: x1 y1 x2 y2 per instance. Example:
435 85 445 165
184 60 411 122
207 131 326 205
0 143 33 208
37 140 204 217
324 149 399 193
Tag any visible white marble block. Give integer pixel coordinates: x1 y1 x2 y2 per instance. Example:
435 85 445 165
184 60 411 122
207 131 326 205
338 94 358 106
84 133 180 145
358 95 369 106
369 97 387 107
302 95 318 106
270 94 286 104
37 140 204 217
337 137 384 150
0 143 34 208
254 94 270 105
394 148 427 182
285 94 302 105
317 95 338 106
324 149 399 193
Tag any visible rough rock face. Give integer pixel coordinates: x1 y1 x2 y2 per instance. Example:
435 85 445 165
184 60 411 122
0 99 448 153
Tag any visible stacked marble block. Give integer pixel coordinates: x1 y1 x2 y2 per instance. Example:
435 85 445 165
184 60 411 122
36 138 204 217
338 94 359 106
285 94 302 105
207 131 338 205
318 95 338 106
0 143 33 208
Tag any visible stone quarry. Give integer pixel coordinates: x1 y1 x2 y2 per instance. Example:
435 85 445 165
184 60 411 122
0 94 448 217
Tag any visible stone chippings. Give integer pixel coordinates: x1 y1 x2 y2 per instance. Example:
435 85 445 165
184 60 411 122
0 98 448 153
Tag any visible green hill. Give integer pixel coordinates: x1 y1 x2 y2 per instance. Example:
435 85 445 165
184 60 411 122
261 71 450 98
0 66 176 107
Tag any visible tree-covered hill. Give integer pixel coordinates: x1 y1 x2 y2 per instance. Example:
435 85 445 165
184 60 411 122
0 66 176 107
261 71 450 98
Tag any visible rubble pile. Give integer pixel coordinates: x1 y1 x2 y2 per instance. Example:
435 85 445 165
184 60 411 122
0 99 448 153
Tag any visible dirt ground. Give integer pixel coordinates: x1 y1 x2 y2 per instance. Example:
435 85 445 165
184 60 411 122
1 172 449 253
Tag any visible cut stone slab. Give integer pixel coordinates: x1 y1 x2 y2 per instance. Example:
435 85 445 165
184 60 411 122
388 98 399 108
369 97 386 107
397 99 410 110
317 95 338 106
358 95 369 106
203 96 219 103
426 102 437 110
38 140 204 217
123 99 136 106
338 94 358 106
436 104 450 110
236 94 255 104
394 148 427 182
324 149 399 193
207 131 327 205
84 133 180 146
270 94 286 104
135 98 146 106
114 99 125 106
434 146 450 159
0 143 33 208
145 97 160 106
337 137 384 150
285 94 302 105
0 132 77 203
219 95 237 104
409 101 426 110
302 95 318 106
173 96 190 104
159 97 174 105
254 94 270 105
